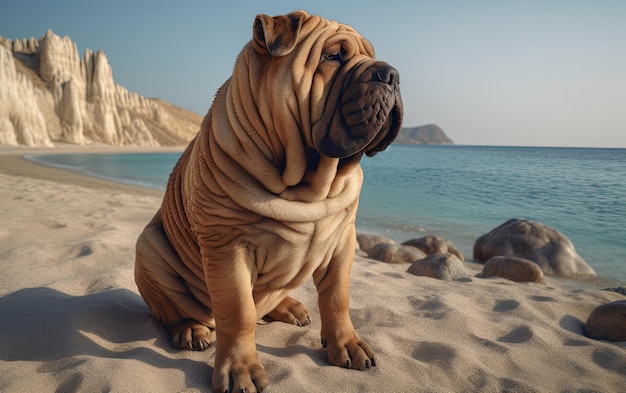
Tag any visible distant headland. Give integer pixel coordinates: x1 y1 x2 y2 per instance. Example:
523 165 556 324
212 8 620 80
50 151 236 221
394 124 454 145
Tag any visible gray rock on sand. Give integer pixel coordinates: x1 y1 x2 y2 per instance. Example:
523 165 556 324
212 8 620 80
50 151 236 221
473 218 595 278
402 235 465 261
585 301 626 342
407 253 466 280
367 243 427 264
477 256 546 284
603 287 626 296
356 233 395 253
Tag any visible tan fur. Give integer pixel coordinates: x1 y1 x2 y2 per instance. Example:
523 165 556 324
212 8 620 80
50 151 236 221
135 10 402 392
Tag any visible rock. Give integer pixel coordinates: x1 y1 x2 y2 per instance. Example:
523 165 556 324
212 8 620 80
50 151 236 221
477 256 545 284
603 287 626 296
356 233 394 253
367 243 426 264
473 218 595 278
394 124 454 145
354 237 367 258
407 253 466 280
402 235 464 261
0 44 52 146
585 301 626 342
38 30 81 85
0 30 200 147
355 248 368 258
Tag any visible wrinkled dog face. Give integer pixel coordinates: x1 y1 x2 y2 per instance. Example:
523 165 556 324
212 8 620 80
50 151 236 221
307 19 403 159
253 11 403 160
316 59 403 158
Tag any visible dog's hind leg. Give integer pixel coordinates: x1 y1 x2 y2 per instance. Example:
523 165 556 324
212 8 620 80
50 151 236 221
135 210 216 351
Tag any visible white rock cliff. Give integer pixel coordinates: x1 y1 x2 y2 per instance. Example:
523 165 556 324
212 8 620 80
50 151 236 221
0 30 200 146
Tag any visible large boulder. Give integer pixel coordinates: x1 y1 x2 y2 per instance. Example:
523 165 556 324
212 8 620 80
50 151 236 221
402 235 464 261
473 218 595 278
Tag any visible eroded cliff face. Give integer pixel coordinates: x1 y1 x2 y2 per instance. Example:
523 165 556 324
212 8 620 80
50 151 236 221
0 30 200 147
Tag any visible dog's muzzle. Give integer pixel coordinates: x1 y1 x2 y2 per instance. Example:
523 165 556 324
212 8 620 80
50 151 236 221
314 60 403 159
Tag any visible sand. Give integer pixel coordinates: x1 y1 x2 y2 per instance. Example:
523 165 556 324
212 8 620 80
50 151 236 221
1 146 625 393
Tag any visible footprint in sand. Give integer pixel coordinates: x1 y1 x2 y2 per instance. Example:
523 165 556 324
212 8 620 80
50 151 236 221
559 314 585 335
497 326 533 343
45 220 67 230
412 342 458 367
592 347 626 375
382 272 405 279
65 243 94 258
83 209 116 231
106 196 125 207
75 245 93 258
470 334 509 353
529 295 555 302
492 299 520 312
563 339 591 347
408 296 449 320
85 209 113 220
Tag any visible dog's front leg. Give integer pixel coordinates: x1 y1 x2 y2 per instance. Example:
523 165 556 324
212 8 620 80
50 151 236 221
202 245 268 393
313 231 377 371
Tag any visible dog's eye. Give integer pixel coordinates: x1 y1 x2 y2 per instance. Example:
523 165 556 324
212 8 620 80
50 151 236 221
321 48 344 64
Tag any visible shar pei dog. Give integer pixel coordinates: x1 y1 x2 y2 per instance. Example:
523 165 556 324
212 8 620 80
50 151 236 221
135 10 402 392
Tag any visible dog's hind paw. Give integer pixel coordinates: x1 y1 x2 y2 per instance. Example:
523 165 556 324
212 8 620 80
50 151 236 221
263 296 311 326
169 320 216 351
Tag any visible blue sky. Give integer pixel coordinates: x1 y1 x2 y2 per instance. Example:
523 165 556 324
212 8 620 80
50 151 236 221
2 0 625 147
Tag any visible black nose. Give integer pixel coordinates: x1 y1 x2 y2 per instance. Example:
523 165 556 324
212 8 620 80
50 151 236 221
374 65 399 85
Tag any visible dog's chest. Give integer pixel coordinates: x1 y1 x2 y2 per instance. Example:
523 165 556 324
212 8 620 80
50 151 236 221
246 215 350 289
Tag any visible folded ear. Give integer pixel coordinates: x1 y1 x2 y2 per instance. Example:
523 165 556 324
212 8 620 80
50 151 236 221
253 11 306 57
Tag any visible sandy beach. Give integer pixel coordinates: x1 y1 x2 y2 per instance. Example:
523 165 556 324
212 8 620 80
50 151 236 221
1 146 625 393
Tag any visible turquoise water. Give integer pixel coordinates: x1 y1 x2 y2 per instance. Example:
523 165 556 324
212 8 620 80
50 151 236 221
27 152 178 190
29 145 626 284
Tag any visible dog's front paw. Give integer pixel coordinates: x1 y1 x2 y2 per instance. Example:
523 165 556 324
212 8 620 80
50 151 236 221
322 332 377 371
212 347 269 393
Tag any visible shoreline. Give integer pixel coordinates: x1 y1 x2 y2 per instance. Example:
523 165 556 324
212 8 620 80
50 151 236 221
1 144 620 289
1 144 625 392
0 144 182 198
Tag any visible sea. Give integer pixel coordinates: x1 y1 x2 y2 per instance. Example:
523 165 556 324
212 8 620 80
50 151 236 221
28 145 626 285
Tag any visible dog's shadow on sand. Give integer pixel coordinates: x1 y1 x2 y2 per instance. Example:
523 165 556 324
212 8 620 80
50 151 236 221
0 287 210 389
